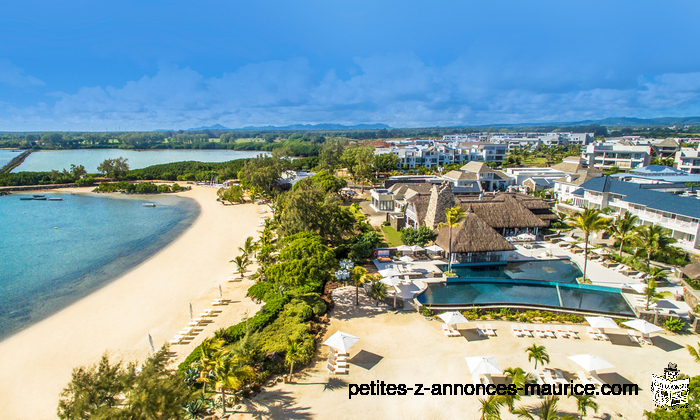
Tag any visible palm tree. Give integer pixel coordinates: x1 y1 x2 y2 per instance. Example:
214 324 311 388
210 353 254 415
238 236 257 260
230 255 249 275
526 344 550 370
193 338 225 395
644 278 663 311
646 266 668 282
438 206 467 272
349 266 368 306
513 396 576 420
634 224 678 269
286 339 307 382
567 209 609 280
368 281 388 306
479 394 503 420
606 212 638 256
568 394 598 420
686 342 700 363
502 367 532 412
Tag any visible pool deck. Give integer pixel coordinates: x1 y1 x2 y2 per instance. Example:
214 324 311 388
373 241 691 317
237 286 700 420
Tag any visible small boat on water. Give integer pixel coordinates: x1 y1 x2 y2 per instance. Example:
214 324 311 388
48 197 63 201
19 197 33 201
33 197 47 201
143 203 156 207
33 195 45 198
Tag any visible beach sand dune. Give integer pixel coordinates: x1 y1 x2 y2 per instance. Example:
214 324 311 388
0 186 262 420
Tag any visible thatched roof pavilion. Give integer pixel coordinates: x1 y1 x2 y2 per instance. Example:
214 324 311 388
681 263 700 280
457 194 548 231
435 212 516 254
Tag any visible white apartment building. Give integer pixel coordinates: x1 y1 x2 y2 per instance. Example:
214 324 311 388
568 176 700 251
582 143 652 171
675 147 700 174
504 167 566 185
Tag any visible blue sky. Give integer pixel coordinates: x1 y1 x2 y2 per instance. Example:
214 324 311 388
1 0 699 131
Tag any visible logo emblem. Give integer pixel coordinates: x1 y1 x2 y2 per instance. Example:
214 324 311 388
651 363 689 409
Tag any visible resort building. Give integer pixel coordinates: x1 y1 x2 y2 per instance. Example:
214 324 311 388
652 138 682 158
675 146 700 174
457 193 555 237
458 142 508 162
440 170 484 195
566 176 700 251
552 171 603 205
435 211 516 264
504 167 566 188
582 143 652 171
612 165 700 194
459 161 515 191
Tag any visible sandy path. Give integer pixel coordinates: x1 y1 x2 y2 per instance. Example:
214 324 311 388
0 185 262 420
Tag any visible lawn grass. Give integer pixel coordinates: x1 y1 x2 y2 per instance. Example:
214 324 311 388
381 225 403 247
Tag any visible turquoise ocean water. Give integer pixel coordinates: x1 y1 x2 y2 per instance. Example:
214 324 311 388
13 149 270 173
0 192 199 341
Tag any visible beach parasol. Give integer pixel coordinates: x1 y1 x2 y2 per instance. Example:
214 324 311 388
409 245 424 253
568 354 614 372
380 276 401 287
379 267 402 278
465 356 502 375
323 331 360 353
585 316 619 334
622 319 663 338
437 311 469 327
189 303 193 320
425 244 443 253
399 255 414 263
148 334 155 353
219 284 223 299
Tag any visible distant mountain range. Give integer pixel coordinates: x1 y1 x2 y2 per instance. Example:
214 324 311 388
175 123 392 131
156 117 700 132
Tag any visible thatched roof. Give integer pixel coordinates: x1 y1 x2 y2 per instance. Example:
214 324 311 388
389 182 433 196
457 194 547 229
435 212 516 253
406 194 430 223
681 263 700 280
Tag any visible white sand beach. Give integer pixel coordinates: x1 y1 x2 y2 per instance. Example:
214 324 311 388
0 185 262 420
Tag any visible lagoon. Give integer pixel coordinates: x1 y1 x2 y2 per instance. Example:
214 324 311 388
0 149 23 169
13 149 269 173
0 192 199 340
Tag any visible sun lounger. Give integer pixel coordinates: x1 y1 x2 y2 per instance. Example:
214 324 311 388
543 325 556 338
555 326 569 338
519 325 533 337
554 369 568 382
187 318 203 327
577 371 597 386
511 324 523 337
586 327 601 340
533 326 547 338
212 298 224 306
484 324 496 336
543 369 567 385
168 335 184 345
442 325 460 337
179 326 195 336
530 370 545 386
631 272 647 280
476 324 487 336
328 364 348 374
627 329 640 343
590 372 607 386
567 327 579 339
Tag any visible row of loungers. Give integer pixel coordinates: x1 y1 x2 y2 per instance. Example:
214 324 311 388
511 324 579 339
168 308 219 345
327 349 349 374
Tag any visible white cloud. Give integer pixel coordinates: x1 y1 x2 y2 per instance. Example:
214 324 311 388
0 59 45 88
3 55 700 130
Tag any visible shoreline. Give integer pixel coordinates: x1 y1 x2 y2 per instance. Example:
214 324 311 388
0 185 263 419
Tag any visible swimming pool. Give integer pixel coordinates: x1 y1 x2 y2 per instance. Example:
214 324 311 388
447 259 583 284
417 279 635 316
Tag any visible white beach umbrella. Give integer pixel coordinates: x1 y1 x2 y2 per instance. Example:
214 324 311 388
148 334 155 353
396 245 412 252
323 331 360 353
622 319 663 336
568 354 614 372
585 316 619 333
465 356 502 375
219 284 223 299
425 244 443 253
399 255 414 263
410 245 424 253
380 276 401 287
623 283 647 294
189 303 193 320
438 311 469 327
